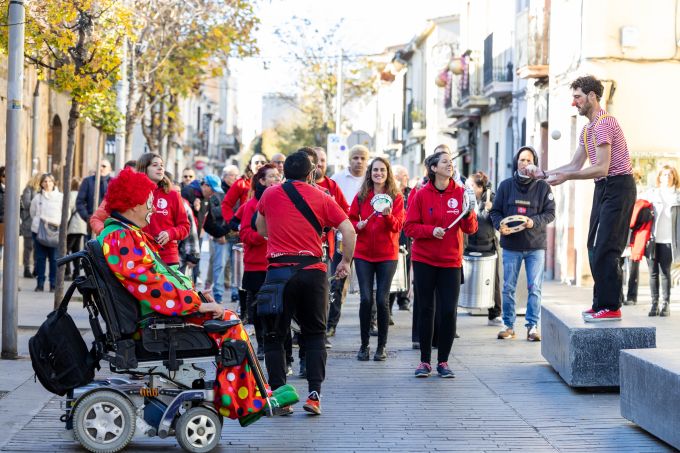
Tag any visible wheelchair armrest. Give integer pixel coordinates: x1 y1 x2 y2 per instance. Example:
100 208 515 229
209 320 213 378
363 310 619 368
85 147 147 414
203 319 241 334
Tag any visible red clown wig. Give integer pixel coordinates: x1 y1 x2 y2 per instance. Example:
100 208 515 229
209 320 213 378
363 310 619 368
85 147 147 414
104 167 157 213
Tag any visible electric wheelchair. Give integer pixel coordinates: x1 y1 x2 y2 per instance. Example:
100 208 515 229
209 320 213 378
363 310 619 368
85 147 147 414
56 240 272 453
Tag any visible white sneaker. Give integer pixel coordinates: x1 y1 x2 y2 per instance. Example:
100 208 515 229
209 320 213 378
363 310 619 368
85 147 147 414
487 317 503 326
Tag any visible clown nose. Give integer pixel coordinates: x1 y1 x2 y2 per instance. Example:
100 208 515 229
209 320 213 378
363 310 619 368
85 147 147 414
571 100 577 107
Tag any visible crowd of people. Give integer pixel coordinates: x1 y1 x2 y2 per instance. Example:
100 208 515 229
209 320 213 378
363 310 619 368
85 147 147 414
9 75 679 421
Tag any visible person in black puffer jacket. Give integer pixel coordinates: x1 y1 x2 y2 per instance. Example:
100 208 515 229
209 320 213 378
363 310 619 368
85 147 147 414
490 146 555 342
466 171 502 325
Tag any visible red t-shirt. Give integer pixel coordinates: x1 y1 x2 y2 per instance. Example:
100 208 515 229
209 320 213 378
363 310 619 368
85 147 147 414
239 198 267 272
257 181 348 272
349 189 404 262
142 187 190 265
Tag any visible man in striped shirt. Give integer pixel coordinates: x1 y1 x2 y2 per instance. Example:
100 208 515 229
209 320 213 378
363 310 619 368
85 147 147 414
535 75 636 322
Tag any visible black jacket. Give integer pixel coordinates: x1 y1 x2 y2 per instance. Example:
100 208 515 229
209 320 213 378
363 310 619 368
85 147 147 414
203 192 229 238
466 186 497 253
76 174 110 221
490 146 555 251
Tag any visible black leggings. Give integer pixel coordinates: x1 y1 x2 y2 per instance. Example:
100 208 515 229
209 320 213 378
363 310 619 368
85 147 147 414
412 261 461 364
647 243 672 303
355 258 397 348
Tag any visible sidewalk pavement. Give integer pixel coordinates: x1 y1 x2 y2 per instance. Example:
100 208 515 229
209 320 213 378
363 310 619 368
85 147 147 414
0 274 678 452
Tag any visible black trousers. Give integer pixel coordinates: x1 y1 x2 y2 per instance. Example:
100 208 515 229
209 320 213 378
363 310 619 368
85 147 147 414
587 175 636 311
243 271 267 348
263 269 328 394
626 259 640 302
327 251 349 330
648 243 672 303
65 234 85 277
355 258 397 348
413 262 461 364
487 251 502 319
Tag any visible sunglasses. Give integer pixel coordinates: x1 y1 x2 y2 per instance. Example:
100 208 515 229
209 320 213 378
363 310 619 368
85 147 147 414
183 175 194 179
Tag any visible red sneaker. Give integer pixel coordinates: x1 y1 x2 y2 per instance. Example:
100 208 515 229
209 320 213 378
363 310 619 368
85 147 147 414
303 391 321 415
581 308 595 318
584 309 622 322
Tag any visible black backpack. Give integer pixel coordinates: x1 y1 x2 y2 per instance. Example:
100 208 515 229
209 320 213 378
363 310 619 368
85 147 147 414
29 280 99 396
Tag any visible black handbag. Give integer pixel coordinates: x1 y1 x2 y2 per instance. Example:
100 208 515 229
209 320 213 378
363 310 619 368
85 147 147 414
29 281 99 395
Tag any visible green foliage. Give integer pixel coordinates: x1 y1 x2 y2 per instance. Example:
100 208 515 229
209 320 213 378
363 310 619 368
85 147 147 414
273 16 380 145
129 0 260 153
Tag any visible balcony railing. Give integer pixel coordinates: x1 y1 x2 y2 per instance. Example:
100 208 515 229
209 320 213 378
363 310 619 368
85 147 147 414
459 54 489 110
515 8 550 79
483 48 513 98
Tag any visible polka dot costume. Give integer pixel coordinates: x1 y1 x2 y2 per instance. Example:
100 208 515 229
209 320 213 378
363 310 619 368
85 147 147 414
98 219 268 421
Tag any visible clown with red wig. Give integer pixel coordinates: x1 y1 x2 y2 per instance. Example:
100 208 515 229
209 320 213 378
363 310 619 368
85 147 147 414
97 168 273 421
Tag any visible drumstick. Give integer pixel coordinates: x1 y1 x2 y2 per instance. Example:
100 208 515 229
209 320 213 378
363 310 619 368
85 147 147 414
443 210 467 232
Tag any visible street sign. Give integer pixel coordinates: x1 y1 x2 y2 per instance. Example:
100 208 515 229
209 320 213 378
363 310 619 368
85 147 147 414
327 133 347 166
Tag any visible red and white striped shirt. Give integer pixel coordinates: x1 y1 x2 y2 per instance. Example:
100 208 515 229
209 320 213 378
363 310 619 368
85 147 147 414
579 109 632 179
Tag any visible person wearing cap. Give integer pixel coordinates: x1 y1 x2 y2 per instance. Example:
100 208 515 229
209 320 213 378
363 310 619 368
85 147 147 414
97 167 274 423
489 146 555 342
202 174 230 304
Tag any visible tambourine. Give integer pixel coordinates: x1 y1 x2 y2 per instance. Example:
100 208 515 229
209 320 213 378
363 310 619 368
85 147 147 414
371 194 393 212
500 215 529 234
364 194 393 221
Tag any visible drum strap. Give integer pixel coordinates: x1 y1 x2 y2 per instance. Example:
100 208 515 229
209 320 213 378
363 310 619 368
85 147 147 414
282 182 322 237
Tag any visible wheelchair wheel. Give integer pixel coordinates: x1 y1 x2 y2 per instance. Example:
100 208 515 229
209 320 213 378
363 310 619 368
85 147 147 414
175 406 222 453
72 390 136 453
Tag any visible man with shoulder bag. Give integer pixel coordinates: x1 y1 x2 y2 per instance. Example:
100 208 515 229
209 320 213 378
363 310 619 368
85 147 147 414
256 150 356 416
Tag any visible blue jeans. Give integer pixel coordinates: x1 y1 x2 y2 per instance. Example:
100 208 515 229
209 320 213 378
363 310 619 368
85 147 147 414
354 258 397 348
32 233 57 288
502 249 545 329
211 239 227 303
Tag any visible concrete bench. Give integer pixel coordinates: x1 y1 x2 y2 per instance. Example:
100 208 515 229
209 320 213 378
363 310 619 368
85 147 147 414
620 349 680 450
541 304 655 387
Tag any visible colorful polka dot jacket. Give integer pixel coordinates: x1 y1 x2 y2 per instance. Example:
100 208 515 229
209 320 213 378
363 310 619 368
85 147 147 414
97 216 268 421
98 218 201 318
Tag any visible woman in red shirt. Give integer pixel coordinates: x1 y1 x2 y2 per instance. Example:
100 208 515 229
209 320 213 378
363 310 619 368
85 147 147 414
136 153 190 265
238 164 281 357
404 151 477 378
221 153 268 221
349 157 405 362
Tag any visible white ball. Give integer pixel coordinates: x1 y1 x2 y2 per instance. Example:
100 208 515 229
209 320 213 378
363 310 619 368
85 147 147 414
551 130 561 140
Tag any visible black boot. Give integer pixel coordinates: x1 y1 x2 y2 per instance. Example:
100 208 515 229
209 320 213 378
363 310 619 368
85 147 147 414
373 345 387 361
660 302 670 317
357 345 370 361
23 267 32 278
649 301 659 316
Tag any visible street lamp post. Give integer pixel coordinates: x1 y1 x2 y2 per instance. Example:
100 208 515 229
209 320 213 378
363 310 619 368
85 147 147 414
2 0 25 359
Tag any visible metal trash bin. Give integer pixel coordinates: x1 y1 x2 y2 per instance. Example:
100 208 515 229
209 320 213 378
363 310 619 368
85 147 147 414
231 243 244 290
459 252 496 309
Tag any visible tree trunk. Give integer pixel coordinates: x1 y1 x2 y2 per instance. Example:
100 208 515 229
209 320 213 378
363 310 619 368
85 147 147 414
158 98 166 163
124 41 136 162
54 99 80 308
